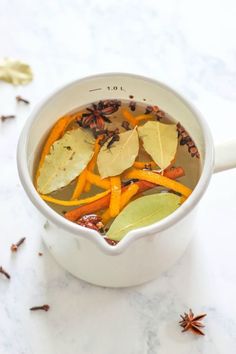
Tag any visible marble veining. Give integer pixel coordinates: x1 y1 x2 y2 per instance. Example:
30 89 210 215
1 0 236 353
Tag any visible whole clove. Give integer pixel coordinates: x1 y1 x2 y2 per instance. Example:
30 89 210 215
145 105 154 114
107 134 120 149
144 105 165 120
99 128 120 147
1 115 15 122
0 266 11 279
91 128 108 139
30 304 50 312
177 122 200 158
129 101 136 111
121 121 131 130
156 110 166 121
16 96 30 104
11 237 26 252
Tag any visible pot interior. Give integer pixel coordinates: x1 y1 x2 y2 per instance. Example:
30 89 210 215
27 73 205 180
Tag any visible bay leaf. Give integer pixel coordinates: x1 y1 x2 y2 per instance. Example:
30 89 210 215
0 58 33 85
37 128 95 194
107 193 181 241
138 121 178 170
97 128 139 178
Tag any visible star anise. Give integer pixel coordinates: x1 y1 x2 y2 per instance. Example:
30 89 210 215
78 100 121 134
179 309 207 336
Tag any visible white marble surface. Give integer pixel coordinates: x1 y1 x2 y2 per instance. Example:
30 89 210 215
1 0 236 353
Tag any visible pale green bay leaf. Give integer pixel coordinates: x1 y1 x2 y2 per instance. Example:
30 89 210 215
138 121 178 170
97 128 139 178
0 58 33 85
107 193 181 241
37 128 95 194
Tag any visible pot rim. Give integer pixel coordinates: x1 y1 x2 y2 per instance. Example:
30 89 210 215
17 72 214 255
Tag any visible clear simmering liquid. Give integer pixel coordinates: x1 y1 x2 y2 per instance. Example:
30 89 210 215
36 99 201 225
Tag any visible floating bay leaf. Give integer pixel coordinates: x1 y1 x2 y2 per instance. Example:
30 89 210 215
37 128 95 194
97 128 139 178
107 193 181 241
138 121 178 170
0 58 33 85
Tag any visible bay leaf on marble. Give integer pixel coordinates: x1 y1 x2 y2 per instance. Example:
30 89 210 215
138 121 178 170
97 128 139 178
0 58 33 85
107 193 181 241
37 128 95 194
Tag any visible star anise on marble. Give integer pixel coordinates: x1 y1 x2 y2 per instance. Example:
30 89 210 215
179 309 207 336
78 100 121 135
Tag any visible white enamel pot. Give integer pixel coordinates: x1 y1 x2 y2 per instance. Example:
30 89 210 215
17 73 236 287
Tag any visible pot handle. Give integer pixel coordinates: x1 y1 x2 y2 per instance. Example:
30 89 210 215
214 140 236 173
